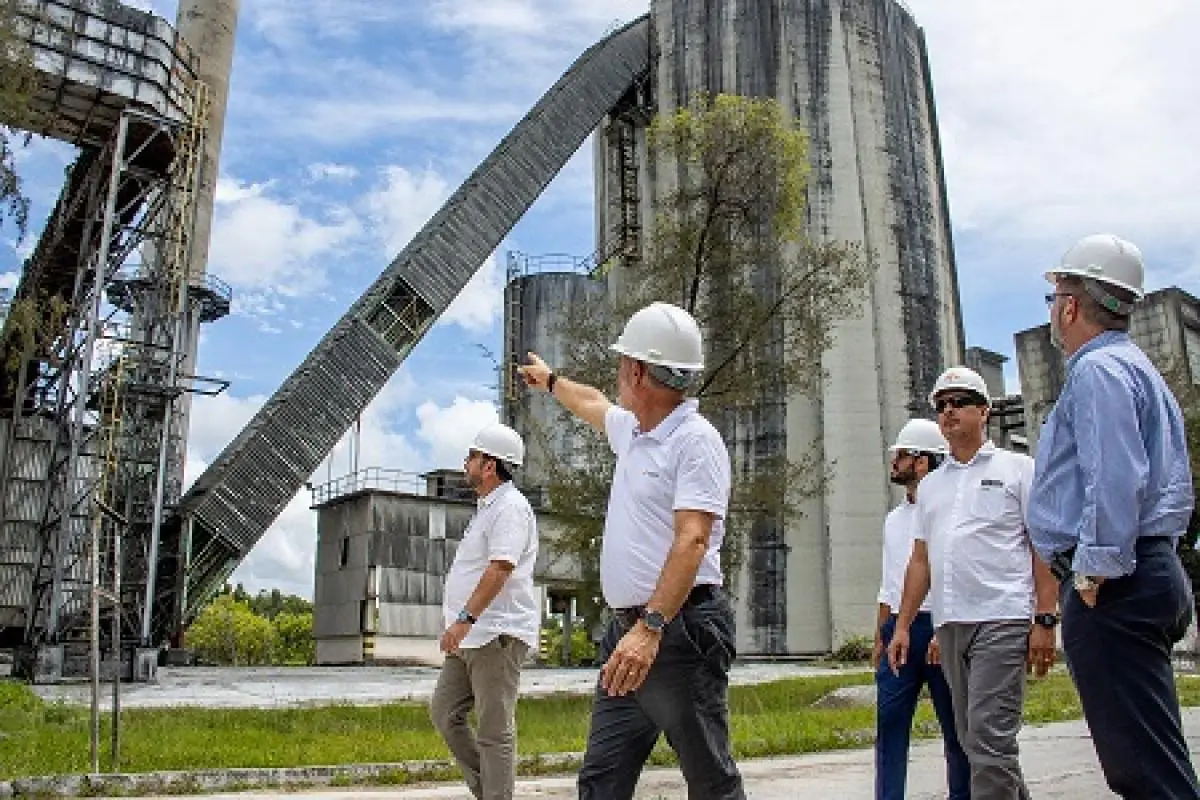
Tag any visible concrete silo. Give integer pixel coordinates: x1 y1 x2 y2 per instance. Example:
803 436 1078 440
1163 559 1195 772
592 0 964 654
501 256 610 501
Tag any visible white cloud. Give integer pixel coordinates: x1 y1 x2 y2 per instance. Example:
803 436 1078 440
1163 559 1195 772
908 0 1200 256
307 163 360 182
442 254 505 332
416 396 499 469
365 166 451 255
209 177 363 298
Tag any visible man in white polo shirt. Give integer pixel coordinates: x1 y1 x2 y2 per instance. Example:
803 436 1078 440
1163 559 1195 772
874 418 968 800
430 422 540 800
888 367 1058 800
519 301 744 800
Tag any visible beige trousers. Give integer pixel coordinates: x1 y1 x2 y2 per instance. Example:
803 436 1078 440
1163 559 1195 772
430 635 529 800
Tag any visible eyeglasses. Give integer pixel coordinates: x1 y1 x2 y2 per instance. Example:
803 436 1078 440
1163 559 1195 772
934 394 983 414
894 449 924 459
1045 292 1075 306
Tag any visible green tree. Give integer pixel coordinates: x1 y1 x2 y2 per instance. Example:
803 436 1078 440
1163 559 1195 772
532 94 873 643
273 611 315 665
183 594 278 666
0 0 40 239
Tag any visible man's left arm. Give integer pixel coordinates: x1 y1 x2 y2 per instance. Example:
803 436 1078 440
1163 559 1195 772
441 560 515 653
1021 455 1059 675
440 505 531 653
1070 362 1148 581
600 508 713 696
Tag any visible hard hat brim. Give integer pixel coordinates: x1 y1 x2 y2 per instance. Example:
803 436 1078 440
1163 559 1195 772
609 342 704 371
1044 269 1145 299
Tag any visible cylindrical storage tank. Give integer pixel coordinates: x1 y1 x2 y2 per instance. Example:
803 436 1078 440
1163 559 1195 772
501 270 610 501
594 0 964 655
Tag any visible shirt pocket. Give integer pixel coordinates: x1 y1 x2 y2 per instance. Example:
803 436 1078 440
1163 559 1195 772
970 485 1009 519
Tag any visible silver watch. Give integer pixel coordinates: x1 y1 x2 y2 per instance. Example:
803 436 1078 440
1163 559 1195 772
1073 573 1099 592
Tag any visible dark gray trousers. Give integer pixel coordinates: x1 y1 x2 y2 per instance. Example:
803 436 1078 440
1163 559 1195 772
577 589 745 800
937 619 1031 800
1062 537 1200 799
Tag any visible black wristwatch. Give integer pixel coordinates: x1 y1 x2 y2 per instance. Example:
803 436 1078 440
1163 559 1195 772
1033 612 1060 629
641 609 668 634
455 609 477 625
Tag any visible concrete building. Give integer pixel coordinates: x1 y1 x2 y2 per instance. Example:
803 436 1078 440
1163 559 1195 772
311 470 579 666
1016 286 1200 454
965 346 1027 453
507 0 963 655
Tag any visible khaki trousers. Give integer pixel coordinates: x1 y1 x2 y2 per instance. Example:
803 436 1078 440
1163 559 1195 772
430 635 529 800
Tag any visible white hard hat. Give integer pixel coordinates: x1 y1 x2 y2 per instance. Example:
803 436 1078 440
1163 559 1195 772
609 302 704 371
889 419 948 454
928 366 990 409
471 423 524 467
1045 234 1145 299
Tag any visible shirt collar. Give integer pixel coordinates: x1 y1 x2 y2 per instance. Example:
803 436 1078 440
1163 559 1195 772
1066 330 1129 371
476 481 511 509
635 398 698 442
947 440 996 468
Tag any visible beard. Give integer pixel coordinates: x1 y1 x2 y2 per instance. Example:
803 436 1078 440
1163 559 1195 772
1050 309 1065 351
890 467 916 486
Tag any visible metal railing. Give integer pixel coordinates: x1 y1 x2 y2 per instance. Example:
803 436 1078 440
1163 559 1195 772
309 468 433 506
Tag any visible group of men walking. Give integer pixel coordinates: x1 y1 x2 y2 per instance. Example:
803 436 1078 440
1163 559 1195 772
426 233 1198 800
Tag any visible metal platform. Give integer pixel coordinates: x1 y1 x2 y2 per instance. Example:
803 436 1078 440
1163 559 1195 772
16 0 197 148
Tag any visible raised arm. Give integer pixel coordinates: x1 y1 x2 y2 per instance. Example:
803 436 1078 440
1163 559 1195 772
517 352 612 434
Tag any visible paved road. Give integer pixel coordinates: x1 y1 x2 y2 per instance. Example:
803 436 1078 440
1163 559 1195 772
129 708 1200 799
32 663 865 709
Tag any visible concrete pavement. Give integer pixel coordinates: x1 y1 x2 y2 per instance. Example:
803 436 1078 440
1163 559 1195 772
128 708 1200 799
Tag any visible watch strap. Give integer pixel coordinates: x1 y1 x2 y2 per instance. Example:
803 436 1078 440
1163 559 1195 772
1033 612 1060 629
456 609 477 625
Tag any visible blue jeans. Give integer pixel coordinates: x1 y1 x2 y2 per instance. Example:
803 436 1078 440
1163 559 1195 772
577 587 745 800
877 612 970 800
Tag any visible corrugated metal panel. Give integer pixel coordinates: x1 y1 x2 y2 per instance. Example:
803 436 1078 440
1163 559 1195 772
0 564 33 611
173 16 652 623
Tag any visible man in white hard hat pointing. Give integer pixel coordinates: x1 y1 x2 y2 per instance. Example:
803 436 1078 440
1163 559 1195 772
874 419 967 800
1028 234 1199 798
519 301 744 800
430 422 540 800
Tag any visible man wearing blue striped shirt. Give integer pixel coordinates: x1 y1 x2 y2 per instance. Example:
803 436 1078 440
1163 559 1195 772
1028 234 1199 799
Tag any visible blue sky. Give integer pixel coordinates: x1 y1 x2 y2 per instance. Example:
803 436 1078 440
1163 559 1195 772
2 0 1198 597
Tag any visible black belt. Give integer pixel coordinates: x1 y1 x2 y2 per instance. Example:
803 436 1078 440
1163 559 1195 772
1049 535 1175 582
612 584 721 628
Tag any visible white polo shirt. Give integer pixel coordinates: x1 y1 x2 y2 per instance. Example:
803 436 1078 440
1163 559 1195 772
443 481 541 649
600 399 730 609
914 442 1035 627
878 499 931 614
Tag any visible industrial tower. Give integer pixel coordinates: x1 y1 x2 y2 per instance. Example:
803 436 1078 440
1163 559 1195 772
0 0 238 681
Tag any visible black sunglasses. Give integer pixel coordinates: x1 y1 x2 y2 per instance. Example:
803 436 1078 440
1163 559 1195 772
934 394 984 413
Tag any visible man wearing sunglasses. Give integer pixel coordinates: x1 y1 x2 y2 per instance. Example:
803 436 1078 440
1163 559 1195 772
888 366 1058 799
1028 234 1198 799
431 423 540 800
874 419 968 800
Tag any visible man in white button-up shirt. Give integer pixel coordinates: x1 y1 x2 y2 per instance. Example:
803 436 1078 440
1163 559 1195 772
888 367 1058 800
430 423 539 800
874 419 967 800
519 302 744 800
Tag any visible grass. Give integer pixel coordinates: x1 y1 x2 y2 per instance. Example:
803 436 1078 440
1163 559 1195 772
2 671 1199 781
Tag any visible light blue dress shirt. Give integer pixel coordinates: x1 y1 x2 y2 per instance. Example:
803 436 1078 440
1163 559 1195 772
1028 331 1194 578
